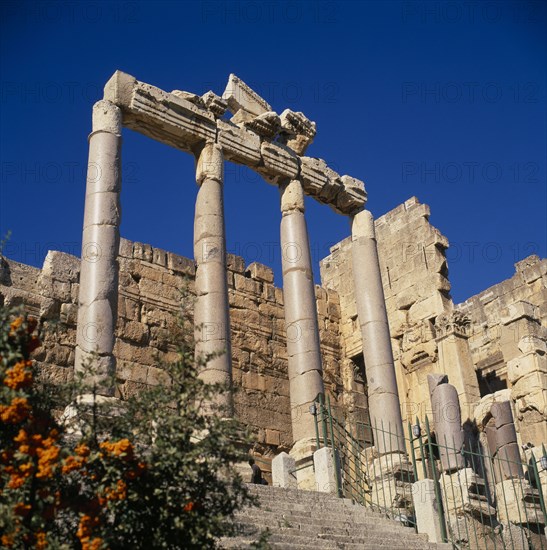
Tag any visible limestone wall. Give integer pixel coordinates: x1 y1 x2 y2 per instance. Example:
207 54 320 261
320 196 546 446
320 197 454 430
0 238 343 460
1 196 545 452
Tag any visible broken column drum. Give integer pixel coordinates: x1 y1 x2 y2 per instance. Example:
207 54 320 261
75 100 122 396
427 373 465 472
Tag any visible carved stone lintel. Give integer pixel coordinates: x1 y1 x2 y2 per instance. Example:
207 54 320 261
336 176 367 215
222 73 272 117
103 70 367 215
201 91 228 117
243 111 281 139
278 109 317 155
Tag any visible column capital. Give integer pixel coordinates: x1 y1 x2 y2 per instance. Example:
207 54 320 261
279 178 305 213
92 100 122 135
195 142 223 185
350 209 375 240
435 311 471 340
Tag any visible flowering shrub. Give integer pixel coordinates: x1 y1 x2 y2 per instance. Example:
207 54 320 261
0 306 256 549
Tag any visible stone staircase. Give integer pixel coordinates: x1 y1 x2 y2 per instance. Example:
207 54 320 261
222 484 453 549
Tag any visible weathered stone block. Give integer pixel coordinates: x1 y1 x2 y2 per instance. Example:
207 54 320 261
272 451 297 488
246 262 274 284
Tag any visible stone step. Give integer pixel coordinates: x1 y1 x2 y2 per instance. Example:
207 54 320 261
222 533 450 550
233 522 429 545
233 513 416 536
219 484 451 549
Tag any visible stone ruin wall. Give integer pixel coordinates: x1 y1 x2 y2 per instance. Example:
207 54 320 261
321 196 547 446
1 196 545 459
0 237 344 467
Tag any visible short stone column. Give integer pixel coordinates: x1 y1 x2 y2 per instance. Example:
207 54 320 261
490 400 523 481
194 142 233 416
279 178 325 488
350 209 404 454
314 447 339 493
272 452 297 489
413 478 444 543
428 373 465 472
75 100 122 396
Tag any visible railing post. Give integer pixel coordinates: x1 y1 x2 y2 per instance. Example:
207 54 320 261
424 416 448 543
408 421 419 484
327 395 343 498
532 448 547 524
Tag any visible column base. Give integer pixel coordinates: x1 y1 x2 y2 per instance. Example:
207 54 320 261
290 437 319 490
61 393 123 437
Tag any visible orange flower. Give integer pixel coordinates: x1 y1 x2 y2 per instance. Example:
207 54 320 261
75 443 91 457
36 444 60 479
1 533 14 547
126 461 147 480
0 397 31 423
4 360 33 390
82 538 103 550
183 501 195 512
35 532 47 550
8 473 26 489
100 438 133 459
62 455 85 474
9 317 23 335
105 479 127 501
77 515 100 540
13 502 31 516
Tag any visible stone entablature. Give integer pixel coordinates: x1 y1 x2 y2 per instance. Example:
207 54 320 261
104 71 366 216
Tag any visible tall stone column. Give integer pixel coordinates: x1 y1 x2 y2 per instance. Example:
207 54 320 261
75 100 122 396
194 142 233 416
351 209 404 454
280 179 325 488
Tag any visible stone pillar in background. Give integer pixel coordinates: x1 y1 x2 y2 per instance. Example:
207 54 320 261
428 373 465 472
350 209 404 454
75 100 122 396
435 311 481 421
484 400 540 526
194 142 233 416
279 178 325 489
491 400 523 481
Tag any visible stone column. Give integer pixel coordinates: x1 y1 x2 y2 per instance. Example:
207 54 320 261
75 100 122 396
279 179 324 487
428 373 465 472
194 142 233 416
350 209 404 454
490 400 523 481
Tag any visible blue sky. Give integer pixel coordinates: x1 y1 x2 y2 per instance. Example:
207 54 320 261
0 0 545 304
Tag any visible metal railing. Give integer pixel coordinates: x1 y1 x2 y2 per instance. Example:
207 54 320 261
313 396 547 549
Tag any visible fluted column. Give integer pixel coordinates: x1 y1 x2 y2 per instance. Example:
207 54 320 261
194 142 233 416
351 209 404 454
75 100 122 396
280 179 325 482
